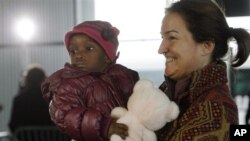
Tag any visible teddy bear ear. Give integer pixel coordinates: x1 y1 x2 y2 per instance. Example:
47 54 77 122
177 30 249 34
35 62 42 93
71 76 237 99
133 79 153 92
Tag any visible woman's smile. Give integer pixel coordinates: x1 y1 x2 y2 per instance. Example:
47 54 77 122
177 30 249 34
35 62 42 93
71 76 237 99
165 56 175 64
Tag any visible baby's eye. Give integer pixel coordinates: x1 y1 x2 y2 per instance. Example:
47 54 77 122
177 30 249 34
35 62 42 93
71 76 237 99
86 46 94 51
69 48 77 55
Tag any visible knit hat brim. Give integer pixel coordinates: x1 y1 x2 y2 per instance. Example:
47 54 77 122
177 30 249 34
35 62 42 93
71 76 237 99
64 21 119 62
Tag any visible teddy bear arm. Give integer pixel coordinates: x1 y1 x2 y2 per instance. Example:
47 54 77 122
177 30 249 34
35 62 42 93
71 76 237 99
111 107 128 118
167 102 180 121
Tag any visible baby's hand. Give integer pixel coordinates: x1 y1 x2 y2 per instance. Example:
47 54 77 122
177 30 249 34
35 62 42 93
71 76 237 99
108 118 128 140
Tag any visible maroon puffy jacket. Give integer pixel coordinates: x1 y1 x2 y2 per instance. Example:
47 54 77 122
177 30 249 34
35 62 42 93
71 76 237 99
41 63 139 141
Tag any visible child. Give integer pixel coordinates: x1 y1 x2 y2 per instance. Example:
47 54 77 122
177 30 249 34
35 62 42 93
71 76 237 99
41 20 139 141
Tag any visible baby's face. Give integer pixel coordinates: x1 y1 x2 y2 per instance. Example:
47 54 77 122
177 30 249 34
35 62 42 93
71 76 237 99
68 34 111 72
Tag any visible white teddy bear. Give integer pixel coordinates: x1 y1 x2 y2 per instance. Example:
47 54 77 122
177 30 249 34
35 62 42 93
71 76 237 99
110 79 180 141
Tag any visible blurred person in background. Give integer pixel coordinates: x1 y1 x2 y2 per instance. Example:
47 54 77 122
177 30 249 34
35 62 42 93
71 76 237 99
8 64 54 133
245 91 250 125
0 103 2 112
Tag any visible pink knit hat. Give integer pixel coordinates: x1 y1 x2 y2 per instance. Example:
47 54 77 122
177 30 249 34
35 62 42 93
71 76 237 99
65 20 120 62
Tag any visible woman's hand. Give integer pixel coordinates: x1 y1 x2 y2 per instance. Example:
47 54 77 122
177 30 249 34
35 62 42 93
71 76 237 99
108 118 128 140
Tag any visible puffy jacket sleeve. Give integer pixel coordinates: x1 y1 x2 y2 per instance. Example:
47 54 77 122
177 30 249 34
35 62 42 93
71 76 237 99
42 76 117 141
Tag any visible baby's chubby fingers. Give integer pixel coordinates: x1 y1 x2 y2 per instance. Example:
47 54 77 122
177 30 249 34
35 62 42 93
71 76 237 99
108 118 129 140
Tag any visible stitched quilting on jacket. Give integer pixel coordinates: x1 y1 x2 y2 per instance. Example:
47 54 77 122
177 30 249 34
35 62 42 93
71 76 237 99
41 63 139 141
156 61 238 141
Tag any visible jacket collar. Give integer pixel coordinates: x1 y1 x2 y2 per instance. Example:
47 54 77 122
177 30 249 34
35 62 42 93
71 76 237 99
161 61 228 104
62 63 92 78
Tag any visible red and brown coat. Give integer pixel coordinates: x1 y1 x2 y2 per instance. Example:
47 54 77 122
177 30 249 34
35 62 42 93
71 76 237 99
156 61 238 141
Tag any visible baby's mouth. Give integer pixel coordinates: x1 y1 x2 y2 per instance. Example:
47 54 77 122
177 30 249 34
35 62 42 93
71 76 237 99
74 61 85 67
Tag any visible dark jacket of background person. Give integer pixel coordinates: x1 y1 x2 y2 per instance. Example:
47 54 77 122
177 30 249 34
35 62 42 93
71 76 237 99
245 92 250 125
8 66 54 133
0 103 2 112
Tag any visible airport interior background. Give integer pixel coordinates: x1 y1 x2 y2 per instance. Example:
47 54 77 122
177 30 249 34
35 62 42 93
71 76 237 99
0 0 250 134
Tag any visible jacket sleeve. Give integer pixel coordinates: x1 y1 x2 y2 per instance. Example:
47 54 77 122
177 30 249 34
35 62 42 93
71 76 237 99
41 71 62 103
170 101 236 141
46 79 115 141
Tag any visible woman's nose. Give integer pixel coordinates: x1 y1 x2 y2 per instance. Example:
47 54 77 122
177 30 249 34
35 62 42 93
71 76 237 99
158 41 168 54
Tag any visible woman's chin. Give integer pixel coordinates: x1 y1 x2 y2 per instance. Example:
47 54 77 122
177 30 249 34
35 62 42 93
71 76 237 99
165 69 177 80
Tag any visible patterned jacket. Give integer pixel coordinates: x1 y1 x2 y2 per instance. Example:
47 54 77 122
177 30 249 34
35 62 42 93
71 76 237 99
41 63 139 141
156 61 238 141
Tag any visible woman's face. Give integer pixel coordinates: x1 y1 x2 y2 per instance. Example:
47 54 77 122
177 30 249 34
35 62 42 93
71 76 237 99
68 34 110 72
158 13 212 80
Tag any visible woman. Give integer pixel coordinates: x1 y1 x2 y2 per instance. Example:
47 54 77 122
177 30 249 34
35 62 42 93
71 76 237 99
9 65 54 133
156 0 250 140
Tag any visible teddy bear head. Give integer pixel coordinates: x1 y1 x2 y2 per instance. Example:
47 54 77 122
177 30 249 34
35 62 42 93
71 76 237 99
127 79 179 131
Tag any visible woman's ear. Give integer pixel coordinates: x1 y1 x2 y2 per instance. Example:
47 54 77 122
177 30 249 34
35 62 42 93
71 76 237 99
201 41 215 56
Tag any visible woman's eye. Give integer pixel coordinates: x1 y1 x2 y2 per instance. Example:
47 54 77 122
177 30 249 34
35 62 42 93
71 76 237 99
162 35 176 40
168 36 177 40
